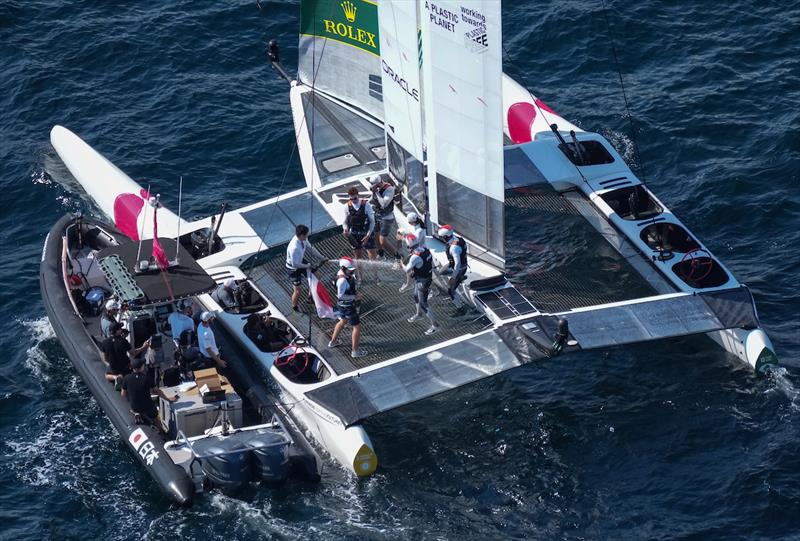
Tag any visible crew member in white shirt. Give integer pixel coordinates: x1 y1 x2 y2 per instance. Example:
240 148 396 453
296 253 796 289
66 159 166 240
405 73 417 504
168 301 195 346
198 311 226 369
285 224 325 312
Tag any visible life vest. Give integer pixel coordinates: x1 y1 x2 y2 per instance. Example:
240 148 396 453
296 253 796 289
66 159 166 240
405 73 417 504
446 235 468 269
336 270 357 305
346 199 370 231
370 183 395 217
411 247 433 280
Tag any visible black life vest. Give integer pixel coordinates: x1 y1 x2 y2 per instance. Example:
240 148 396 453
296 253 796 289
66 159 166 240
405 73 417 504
336 271 357 305
370 184 394 217
347 200 370 231
412 247 433 280
446 235 468 269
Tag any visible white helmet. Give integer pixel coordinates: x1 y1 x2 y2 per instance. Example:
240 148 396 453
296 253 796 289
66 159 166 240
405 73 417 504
105 299 121 311
223 278 238 290
406 211 419 224
438 224 454 238
200 311 215 322
369 174 382 187
339 256 356 271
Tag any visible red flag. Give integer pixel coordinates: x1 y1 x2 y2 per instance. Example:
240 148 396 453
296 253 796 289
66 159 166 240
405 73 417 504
151 202 169 270
308 269 336 319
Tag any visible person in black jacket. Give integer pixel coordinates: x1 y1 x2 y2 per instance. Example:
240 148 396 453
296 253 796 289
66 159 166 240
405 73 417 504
122 357 177 425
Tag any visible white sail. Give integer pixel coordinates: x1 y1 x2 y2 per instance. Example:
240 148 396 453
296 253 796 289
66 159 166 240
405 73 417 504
298 0 384 121
419 0 504 258
378 1 424 161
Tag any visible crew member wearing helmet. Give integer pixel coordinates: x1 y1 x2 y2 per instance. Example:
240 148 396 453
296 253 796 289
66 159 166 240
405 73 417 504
342 186 377 269
397 212 427 292
327 257 367 358
100 299 122 338
403 237 439 335
368 174 396 258
437 224 468 299
211 278 239 309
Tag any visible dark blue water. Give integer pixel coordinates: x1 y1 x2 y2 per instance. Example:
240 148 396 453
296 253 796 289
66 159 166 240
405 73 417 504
2 1 799 539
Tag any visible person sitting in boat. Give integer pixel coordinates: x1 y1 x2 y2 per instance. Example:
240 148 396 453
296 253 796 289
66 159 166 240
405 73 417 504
102 322 150 388
342 186 377 270
100 299 121 338
327 257 367 358
285 224 324 312
211 278 239 310
403 238 439 336
244 311 289 352
167 301 195 347
121 356 177 425
197 311 227 369
437 224 468 300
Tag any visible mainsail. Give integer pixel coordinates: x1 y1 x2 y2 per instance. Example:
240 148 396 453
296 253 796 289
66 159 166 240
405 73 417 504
419 1 505 260
298 0 384 121
378 1 427 212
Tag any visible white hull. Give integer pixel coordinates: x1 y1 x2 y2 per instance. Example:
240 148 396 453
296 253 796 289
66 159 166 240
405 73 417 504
198 267 378 477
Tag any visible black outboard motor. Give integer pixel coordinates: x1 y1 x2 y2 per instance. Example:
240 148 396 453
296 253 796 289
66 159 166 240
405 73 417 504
248 432 290 487
196 440 252 493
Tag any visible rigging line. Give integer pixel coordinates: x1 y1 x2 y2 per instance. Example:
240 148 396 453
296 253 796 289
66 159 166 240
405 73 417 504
243 1 337 282
600 0 647 184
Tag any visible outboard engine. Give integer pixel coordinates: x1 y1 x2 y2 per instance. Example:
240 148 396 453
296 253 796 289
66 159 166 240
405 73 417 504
197 440 252 493
248 431 290 487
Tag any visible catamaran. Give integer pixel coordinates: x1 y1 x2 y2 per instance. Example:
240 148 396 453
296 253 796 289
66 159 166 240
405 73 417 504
44 0 778 482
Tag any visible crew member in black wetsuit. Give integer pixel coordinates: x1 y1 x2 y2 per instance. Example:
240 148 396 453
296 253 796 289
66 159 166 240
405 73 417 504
437 224 468 299
343 186 377 266
244 312 290 352
327 257 367 358
122 357 177 425
102 322 150 388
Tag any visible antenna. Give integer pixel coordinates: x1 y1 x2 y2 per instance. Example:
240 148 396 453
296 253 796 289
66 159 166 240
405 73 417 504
174 175 183 264
135 184 151 270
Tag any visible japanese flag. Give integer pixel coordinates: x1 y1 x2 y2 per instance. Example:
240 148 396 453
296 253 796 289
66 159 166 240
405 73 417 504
307 269 336 319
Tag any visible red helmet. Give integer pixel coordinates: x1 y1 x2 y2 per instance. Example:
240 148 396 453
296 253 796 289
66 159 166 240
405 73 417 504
338 256 356 271
438 224 454 238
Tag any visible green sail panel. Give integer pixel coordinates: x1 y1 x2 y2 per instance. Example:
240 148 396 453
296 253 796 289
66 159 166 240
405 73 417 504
299 0 384 120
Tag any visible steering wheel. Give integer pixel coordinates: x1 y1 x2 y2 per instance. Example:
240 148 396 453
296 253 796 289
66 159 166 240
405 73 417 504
274 346 310 378
679 248 714 283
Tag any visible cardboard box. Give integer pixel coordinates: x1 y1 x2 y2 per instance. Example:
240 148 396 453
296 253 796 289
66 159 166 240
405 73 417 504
193 368 222 392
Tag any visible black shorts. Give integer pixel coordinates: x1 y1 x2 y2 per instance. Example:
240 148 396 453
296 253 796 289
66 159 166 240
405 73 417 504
347 230 376 251
287 267 306 287
376 218 394 237
336 304 360 326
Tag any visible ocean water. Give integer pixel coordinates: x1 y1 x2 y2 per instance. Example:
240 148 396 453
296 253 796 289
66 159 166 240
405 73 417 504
1 1 799 539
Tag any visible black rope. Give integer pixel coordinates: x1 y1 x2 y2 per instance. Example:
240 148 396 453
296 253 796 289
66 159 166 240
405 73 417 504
600 0 647 184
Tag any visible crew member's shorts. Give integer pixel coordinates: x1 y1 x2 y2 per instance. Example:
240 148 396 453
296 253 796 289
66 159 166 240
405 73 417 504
287 267 306 287
376 217 394 237
347 230 376 251
336 304 360 326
